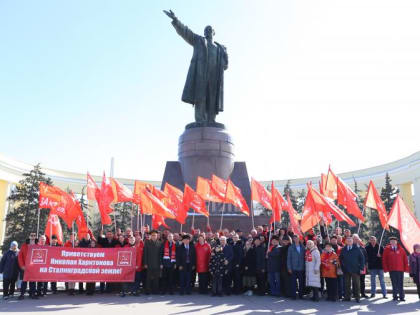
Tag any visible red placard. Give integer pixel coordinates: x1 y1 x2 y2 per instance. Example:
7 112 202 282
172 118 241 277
24 245 136 282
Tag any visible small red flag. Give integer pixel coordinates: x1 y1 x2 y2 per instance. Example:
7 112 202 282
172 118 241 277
324 167 338 200
301 186 321 233
110 178 133 203
152 214 170 230
225 179 250 216
251 178 272 210
286 194 303 237
270 181 286 224
140 189 176 219
196 177 224 203
335 174 365 222
45 214 63 245
387 195 420 254
183 184 209 217
211 175 228 200
364 180 389 231
164 183 187 225
87 173 99 201
133 180 154 205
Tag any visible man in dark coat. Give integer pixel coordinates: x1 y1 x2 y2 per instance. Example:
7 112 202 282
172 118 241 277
164 9 228 123
280 235 291 297
176 234 196 295
220 236 234 295
232 234 244 294
143 230 162 294
267 236 282 296
160 233 177 294
365 235 387 298
254 238 267 296
0 241 20 299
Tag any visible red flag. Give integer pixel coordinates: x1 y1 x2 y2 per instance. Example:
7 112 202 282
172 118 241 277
270 181 286 224
324 167 338 200
133 180 154 205
45 214 63 245
211 175 228 200
96 173 114 225
301 187 321 233
364 180 389 231
152 214 170 230
319 173 327 196
196 177 224 203
140 189 176 219
225 179 250 216
286 194 303 237
164 183 187 224
87 173 99 201
183 184 209 217
251 178 272 210
110 178 133 203
387 195 420 254
335 175 365 222
39 182 78 228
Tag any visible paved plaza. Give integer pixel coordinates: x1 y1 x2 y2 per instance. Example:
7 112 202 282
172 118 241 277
0 293 418 315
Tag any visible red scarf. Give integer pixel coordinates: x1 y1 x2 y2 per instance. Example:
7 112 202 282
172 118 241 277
305 249 313 262
164 241 176 262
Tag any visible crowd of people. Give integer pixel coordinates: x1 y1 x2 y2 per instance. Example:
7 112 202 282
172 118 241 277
1 222 419 303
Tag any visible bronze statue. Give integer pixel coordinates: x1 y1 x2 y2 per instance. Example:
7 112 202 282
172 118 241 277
164 10 228 125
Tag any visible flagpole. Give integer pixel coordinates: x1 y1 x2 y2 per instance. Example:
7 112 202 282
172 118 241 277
36 208 41 239
136 205 140 231
250 201 255 230
377 228 386 255
72 221 75 248
49 215 52 245
357 206 366 235
191 212 195 231
180 224 183 234
219 203 226 231
130 203 134 231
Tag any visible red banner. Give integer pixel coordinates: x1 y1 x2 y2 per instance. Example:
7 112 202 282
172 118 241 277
24 245 136 282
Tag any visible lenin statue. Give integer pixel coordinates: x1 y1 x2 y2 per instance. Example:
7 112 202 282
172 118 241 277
164 10 228 124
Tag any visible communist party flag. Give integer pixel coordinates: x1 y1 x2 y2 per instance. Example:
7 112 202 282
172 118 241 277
87 173 99 201
335 174 365 222
387 196 420 254
39 182 78 228
311 186 356 227
286 194 303 237
140 188 176 219
96 173 114 225
225 179 250 216
110 178 133 203
196 177 223 203
164 183 187 224
211 175 228 200
133 180 154 205
319 173 327 196
270 181 287 224
251 178 272 210
152 214 170 230
324 167 338 200
45 214 63 245
301 186 321 233
183 184 209 217
364 180 389 230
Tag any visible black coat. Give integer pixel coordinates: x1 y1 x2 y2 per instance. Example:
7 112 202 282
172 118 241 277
280 244 290 273
242 247 256 276
210 250 227 277
365 243 384 270
267 245 282 273
0 249 19 280
222 244 234 271
255 244 266 272
176 244 196 269
97 236 118 248
232 241 244 268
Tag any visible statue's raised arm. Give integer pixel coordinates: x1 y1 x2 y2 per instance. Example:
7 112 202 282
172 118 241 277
163 9 198 46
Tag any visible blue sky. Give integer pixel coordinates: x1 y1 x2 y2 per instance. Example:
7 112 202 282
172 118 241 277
1 1 420 181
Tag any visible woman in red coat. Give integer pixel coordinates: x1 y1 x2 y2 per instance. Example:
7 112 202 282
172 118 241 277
195 234 211 294
382 237 409 301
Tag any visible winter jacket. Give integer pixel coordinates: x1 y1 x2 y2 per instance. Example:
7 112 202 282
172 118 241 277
195 242 211 273
255 244 266 272
242 247 256 276
160 241 177 268
17 239 38 269
287 243 305 271
280 244 290 273
305 247 321 288
135 241 144 272
321 250 339 278
143 239 162 270
222 244 234 271
97 236 118 248
382 244 409 273
339 245 365 274
0 249 19 279
267 245 282 273
409 253 420 284
232 241 244 268
209 250 227 277
176 243 196 269
365 243 384 270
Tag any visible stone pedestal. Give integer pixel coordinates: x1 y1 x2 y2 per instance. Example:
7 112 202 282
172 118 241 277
178 126 234 188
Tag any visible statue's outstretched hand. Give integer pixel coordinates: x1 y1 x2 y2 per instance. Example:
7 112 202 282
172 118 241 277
163 10 176 20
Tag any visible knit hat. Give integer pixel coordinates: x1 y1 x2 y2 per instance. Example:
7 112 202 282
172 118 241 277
10 241 18 249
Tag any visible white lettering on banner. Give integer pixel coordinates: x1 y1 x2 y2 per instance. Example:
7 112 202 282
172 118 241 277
61 250 105 258
51 258 78 265
100 269 122 275
78 259 114 266
48 267 101 274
